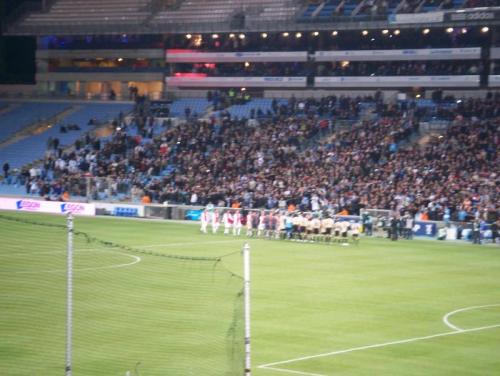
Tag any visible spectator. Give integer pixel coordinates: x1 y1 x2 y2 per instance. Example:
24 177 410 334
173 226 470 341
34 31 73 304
3 162 9 180
32 95 498 226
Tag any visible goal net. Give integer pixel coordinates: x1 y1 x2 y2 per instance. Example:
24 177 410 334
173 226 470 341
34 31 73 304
0 213 244 376
359 208 394 237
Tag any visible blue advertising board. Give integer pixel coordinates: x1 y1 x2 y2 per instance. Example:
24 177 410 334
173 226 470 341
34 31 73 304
185 209 202 221
413 221 437 237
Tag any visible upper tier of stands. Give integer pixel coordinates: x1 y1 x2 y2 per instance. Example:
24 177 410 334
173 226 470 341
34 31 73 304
151 0 298 25
18 0 151 28
8 0 499 33
297 0 490 21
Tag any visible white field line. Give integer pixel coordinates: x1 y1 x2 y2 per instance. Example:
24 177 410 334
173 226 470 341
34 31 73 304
442 304 500 332
258 303 500 375
0 249 141 274
259 324 500 369
137 239 245 248
0 249 108 257
261 366 328 376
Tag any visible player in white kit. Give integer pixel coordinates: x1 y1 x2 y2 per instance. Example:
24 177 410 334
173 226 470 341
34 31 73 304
222 210 234 235
200 209 209 234
233 210 242 236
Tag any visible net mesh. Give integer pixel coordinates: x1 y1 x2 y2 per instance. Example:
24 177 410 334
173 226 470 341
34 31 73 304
0 214 244 376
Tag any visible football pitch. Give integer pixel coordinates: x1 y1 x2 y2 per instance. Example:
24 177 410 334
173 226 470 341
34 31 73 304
1 211 499 376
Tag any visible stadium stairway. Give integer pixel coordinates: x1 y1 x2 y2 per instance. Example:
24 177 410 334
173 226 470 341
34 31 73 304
0 102 71 145
0 105 82 150
0 103 21 116
0 102 133 169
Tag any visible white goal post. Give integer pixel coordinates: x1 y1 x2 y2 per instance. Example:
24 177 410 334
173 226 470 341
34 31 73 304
243 242 251 376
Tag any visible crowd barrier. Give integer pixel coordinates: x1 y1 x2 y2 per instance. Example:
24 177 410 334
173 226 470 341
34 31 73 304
166 48 480 63
165 76 307 88
315 75 480 88
166 50 308 63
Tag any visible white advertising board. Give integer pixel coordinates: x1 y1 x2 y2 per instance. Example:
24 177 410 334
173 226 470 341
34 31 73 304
315 48 481 62
166 50 308 63
0 197 95 216
165 76 307 88
315 75 480 88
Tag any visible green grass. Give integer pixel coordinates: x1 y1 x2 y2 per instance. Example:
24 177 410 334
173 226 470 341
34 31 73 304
1 211 499 376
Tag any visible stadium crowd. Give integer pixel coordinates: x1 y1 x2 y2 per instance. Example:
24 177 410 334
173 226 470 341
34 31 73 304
172 60 481 77
319 61 482 76
12 94 498 224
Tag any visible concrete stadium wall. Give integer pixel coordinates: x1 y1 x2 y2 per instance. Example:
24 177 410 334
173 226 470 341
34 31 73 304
0 84 38 98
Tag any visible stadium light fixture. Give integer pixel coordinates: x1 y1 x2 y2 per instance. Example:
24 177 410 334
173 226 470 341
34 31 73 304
422 28 430 35
212 34 219 39
382 29 389 35
185 34 192 39
244 62 250 67
362 30 369 36
416 94 421 98
313 31 319 37
283 32 289 37
446 27 454 33
239 33 246 40
481 26 489 33
393 29 400 35
117 58 123 62
461 28 467 34
229 33 236 38
261 32 268 38
295 32 302 38
193 35 202 47
332 30 338 36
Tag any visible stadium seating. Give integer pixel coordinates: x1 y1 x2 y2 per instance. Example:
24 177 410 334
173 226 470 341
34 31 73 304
221 98 287 119
168 98 211 118
2 94 496 224
0 103 132 169
153 0 298 25
244 0 300 23
0 103 69 144
299 0 471 21
18 0 151 27
9 0 493 32
318 1 341 18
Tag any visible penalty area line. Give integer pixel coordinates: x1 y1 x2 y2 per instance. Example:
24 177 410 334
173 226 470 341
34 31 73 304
258 323 500 373
260 366 328 376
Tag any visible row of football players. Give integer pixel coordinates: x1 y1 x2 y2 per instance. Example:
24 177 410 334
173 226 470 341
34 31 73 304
200 209 360 243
